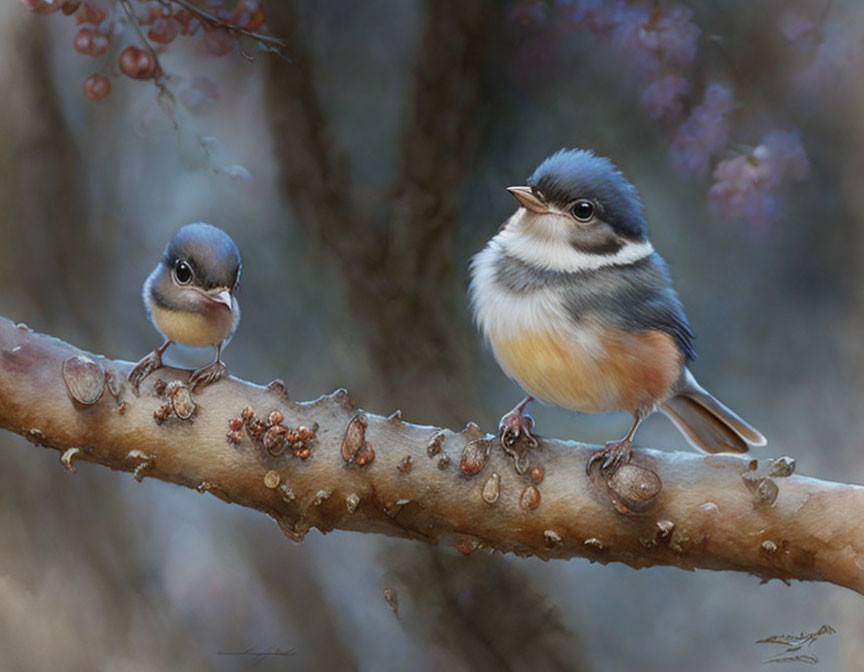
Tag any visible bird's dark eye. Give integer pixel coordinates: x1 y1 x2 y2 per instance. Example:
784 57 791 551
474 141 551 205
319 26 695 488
571 199 595 222
174 260 193 285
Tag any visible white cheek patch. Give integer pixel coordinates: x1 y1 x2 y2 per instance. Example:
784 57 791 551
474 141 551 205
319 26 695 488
495 210 654 273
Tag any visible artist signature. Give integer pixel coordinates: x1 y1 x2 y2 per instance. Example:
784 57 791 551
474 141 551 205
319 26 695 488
216 646 296 658
756 625 836 665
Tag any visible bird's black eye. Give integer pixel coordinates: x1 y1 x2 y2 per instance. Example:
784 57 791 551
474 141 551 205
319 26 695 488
571 199 595 222
174 260 193 285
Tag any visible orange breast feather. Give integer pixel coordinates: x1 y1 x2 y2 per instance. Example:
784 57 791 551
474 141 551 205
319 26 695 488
490 325 682 414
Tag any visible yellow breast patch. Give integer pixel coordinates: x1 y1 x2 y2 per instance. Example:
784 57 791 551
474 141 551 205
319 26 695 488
489 324 682 413
150 304 231 348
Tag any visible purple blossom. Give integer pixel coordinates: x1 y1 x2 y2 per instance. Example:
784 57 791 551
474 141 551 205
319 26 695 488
559 0 629 33
180 76 220 115
669 83 735 176
647 6 701 68
760 130 810 181
508 1 817 235
516 1 703 120
708 130 809 229
709 155 775 221
793 23 859 99
608 4 699 78
640 73 690 119
508 1 547 27
556 2 700 73
778 9 814 41
557 0 608 26
608 4 655 67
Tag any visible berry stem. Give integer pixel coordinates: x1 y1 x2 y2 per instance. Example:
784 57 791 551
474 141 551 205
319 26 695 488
117 0 177 129
158 0 292 60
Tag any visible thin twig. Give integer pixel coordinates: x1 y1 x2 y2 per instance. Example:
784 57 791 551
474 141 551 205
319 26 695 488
117 0 179 129
159 0 292 60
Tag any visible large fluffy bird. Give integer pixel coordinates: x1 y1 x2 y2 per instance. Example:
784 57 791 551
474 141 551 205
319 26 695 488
469 149 765 472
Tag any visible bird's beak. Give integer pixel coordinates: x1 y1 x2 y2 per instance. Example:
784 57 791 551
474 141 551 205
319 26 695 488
208 288 233 310
507 186 548 214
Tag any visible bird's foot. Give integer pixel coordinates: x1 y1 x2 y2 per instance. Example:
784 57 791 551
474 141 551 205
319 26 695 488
129 350 165 396
189 360 228 392
498 405 538 451
586 439 633 476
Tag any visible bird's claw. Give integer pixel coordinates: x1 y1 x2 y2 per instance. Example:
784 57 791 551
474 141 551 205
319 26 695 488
128 350 164 396
586 439 634 476
189 360 228 392
498 407 538 450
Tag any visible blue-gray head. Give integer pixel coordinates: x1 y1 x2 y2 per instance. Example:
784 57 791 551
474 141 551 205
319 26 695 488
144 223 242 340
162 222 242 291
505 149 648 257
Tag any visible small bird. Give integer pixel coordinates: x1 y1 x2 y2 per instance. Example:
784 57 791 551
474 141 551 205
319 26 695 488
129 222 241 395
469 149 765 473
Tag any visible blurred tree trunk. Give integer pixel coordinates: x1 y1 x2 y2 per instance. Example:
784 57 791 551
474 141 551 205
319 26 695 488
266 0 489 422
844 73 864 392
0 13 107 345
264 4 587 669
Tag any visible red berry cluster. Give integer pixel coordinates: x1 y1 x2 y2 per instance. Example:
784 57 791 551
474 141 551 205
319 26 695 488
22 0 88 15
19 0 269 102
228 407 316 460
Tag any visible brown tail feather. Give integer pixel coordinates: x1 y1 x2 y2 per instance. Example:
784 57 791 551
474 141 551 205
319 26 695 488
660 392 765 453
661 369 767 453
661 395 750 454
681 389 766 446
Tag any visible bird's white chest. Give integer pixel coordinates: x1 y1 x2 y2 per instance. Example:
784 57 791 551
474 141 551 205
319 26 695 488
470 240 597 348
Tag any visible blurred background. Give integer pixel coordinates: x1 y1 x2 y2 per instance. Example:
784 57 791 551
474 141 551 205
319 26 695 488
1 0 863 669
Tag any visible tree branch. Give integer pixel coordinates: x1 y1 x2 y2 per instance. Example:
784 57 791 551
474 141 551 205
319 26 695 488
1 314 862 594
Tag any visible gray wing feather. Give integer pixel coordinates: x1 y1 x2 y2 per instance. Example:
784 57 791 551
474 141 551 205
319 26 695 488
492 251 695 359
561 253 696 361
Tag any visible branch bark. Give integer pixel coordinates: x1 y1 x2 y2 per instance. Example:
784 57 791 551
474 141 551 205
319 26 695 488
1 315 862 594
